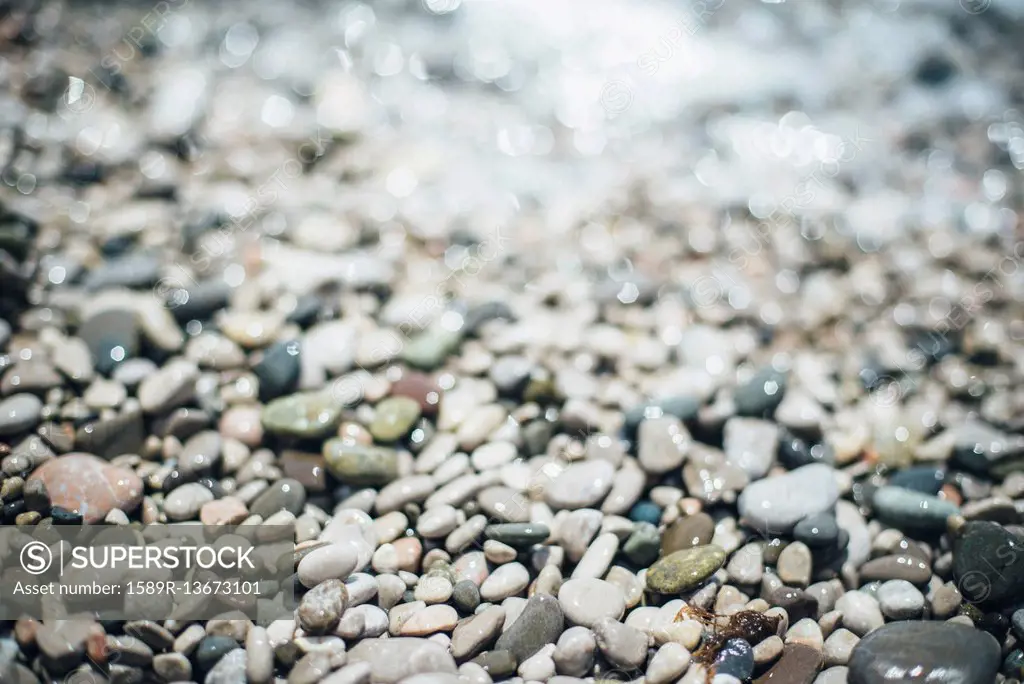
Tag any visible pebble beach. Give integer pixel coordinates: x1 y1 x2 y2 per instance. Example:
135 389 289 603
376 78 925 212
2 0 1024 682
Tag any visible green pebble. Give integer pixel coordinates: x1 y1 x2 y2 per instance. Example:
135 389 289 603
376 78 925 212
484 523 550 548
323 440 400 486
402 327 461 370
646 544 726 594
261 391 341 439
369 396 422 442
873 486 960 532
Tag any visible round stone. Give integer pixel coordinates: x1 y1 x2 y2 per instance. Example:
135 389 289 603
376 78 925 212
871 486 959 533
0 393 42 436
952 520 1024 607
661 513 715 555
558 578 625 628
875 580 924 621
27 453 143 523
545 459 615 510
494 593 564 663
369 396 422 442
792 514 840 549
298 578 348 634
646 545 726 594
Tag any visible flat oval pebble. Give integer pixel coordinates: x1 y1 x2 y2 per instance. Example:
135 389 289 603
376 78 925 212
952 520 1024 606
646 545 726 594
0 393 42 436
479 562 529 601
262 391 342 438
346 637 457 684
738 464 839 534
558 578 625 628
871 486 960 533
28 453 143 523
848 621 999 684
298 543 360 588
545 459 615 510
754 643 823 684
494 593 564 663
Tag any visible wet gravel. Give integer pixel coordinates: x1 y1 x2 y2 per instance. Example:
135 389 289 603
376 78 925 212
2 0 1024 682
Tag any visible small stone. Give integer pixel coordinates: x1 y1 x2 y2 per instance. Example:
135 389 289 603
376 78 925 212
785 618 823 650
485 522 550 548
162 482 213 520
470 650 517 679
246 627 273 684
298 543 360 588
793 514 840 549
480 562 530 601
833 591 883 637
871 486 959 533
593 617 648 670
558 578 625 628
153 653 191 681
734 367 786 417
0 394 42 436
27 453 143 523
714 638 754 681
250 478 306 518
451 606 506 660
858 555 930 585
847 621 999 684
752 635 784 667
495 593 565 663
646 642 690 684
823 629 858 667
553 626 596 677
195 636 239 674
662 513 715 555
738 464 839 534
453 580 481 613
754 643 823 684
623 522 661 567
777 542 813 587
415 575 454 604
137 358 198 414
400 605 460 636
262 391 342 439
723 417 778 479
205 648 248 684
298 579 348 634
638 416 691 474
952 520 1024 607
545 459 615 510
253 340 301 401
324 441 400 486
646 545 726 594
369 396 422 442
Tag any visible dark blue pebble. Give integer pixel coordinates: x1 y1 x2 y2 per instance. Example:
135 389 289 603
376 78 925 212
888 466 945 495
628 500 662 525
713 638 754 680
734 367 786 417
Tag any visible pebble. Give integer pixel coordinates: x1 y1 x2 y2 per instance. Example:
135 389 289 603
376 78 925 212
592 617 648 670
153 653 192 681
299 543 360 588
623 522 661 567
558 578 625 628
714 638 754 680
400 605 460 636
485 522 550 547
724 417 779 479
847 621 999 684
662 513 715 554
638 416 691 474
251 478 307 518
793 514 841 549
206 648 248 684
734 367 786 417
27 453 143 523
451 606 506 660
785 618 824 650
752 635 784 667
164 482 214 520
324 442 400 486
347 638 457 684
833 591 884 637
553 627 596 677
859 554 930 584
646 642 691 684
952 519 1024 606
298 579 348 634
137 358 198 414
646 545 726 594
370 396 422 442
495 594 564 663
480 562 530 601
262 391 342 438
823 629 858 667
777 542 813 587
545 459 615 509
738 464 839 534
755 644 823 684
871 486 959 533
245 627 273 684
0 394 42 436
